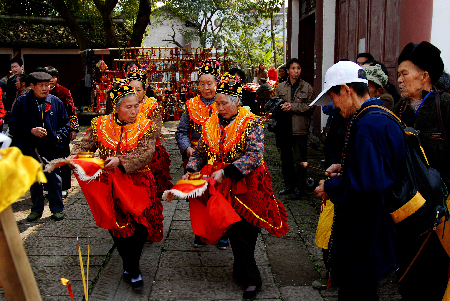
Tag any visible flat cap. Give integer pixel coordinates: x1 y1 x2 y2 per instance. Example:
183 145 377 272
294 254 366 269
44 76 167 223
29 72 52 82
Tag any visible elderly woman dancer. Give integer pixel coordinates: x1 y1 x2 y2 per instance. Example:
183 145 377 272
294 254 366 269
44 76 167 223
175 57 223 248
127 67 173 198
70 83 163 292
183 73 289 300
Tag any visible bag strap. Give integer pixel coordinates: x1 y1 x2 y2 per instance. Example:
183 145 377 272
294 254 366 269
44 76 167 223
355 105 406 131
435 92 449 152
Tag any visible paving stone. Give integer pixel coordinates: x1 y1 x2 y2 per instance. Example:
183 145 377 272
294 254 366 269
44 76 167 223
169 220 192 230
159 250 202 267
166 228 196 241
155 266 207 281
172 209 191 221
280 286 324 301
199 250 234 266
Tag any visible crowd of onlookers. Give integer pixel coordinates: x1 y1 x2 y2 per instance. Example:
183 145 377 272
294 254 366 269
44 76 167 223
3 42 450 300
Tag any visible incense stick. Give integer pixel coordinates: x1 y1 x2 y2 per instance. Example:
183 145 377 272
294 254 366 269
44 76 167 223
77 237 87 300
86 237 90 301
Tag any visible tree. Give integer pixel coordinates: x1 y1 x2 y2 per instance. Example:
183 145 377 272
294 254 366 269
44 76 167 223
0 0 152 51
252 0 284 67
161 0 244 48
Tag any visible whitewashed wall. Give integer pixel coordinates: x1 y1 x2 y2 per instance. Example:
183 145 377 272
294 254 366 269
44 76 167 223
430 0 450 71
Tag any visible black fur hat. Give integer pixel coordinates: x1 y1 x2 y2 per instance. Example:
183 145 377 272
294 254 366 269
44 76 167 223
398 41 444 84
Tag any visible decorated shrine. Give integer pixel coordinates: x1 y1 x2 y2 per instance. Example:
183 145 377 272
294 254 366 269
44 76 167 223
83 47 231 121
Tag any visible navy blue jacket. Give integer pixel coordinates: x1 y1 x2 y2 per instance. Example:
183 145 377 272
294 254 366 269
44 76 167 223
9 90 70 161
324 98 405 285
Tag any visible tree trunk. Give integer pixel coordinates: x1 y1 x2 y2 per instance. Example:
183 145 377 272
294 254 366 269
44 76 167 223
93 0 119 67
49 0 90 50
271 16 277 68
128 0 151 47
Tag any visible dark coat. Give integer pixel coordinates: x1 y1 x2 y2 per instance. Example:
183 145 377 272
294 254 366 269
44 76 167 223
324 98 405 285
392 90 450 188
9 90 70 161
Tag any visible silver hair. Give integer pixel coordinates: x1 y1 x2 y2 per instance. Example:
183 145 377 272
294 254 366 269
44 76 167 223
225 94 241 106
116 93 138 108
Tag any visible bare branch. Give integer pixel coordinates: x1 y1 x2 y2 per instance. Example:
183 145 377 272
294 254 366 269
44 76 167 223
162 24 184 48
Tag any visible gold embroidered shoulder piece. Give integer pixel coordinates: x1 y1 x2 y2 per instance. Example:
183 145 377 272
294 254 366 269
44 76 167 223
202 107 260 161
140 96 161 120
186 95 217 126
92 113 155 158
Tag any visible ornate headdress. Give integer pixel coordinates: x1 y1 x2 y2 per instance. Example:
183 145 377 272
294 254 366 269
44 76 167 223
198 57 221 77
127 66 147 85
216 72 243 98
109 83 136 108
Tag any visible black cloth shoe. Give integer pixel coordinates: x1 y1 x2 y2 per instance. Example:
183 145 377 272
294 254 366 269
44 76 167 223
292 191 305 200
123 272 131 283
242 284 262 301
130 274 143 293
279 187 294 195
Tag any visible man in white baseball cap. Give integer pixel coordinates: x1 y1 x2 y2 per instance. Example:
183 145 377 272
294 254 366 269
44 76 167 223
313 60 406 300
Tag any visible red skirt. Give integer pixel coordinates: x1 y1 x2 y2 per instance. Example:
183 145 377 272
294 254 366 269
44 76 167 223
149 142 173 199
76 169 164 242
189 163 289 243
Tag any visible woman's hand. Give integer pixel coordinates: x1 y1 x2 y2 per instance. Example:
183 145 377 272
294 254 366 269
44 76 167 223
70 131 77 141
66 154 77 169
104 157 120 171
186 147 195 158
181 173 190 180
211 169 224 185
165 192 175 203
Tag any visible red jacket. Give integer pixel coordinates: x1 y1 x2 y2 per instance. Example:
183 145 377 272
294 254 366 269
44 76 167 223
50 84 76 116
268 68 277 81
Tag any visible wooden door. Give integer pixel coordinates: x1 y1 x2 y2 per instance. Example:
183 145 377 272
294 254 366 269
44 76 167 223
298 13 316 87
335 0 400 83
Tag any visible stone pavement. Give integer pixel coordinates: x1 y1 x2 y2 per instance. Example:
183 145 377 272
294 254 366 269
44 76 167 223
0 120 400 301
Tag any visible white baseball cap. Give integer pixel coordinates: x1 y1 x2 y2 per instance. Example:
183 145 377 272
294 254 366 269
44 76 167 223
310 61 368 106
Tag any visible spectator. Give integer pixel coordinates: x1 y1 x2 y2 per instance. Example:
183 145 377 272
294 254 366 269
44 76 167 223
5 55 24 122
11 74 31 110
363 59 401 104
392 41 449 301
312 61 405 300
274 58 315 199
268 64 277 81
256 78 273 94
277 65 288 83
356 52 374 66
362 64 393 109
229 67 257 113
45 66 79 199
9 72 70 222
254 63 268 82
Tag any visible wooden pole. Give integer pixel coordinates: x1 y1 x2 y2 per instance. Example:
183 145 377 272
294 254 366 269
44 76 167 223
0 206 42 301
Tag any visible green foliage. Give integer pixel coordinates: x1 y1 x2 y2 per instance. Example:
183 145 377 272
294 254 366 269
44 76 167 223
155 0 285 71
0 0 152 33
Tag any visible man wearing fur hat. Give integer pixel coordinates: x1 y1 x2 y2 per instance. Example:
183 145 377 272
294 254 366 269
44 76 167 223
392 41 450 301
